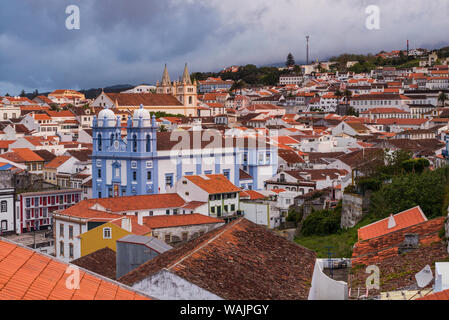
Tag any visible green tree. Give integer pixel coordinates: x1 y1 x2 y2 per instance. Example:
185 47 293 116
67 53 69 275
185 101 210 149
438 92 448 107
286 53 295 67
20 89 26 97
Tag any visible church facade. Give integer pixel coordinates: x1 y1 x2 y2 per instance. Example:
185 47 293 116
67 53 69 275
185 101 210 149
91 107 277 199
91 64 198 117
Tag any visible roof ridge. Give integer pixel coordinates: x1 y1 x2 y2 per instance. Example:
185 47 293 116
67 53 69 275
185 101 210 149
166 218 243 271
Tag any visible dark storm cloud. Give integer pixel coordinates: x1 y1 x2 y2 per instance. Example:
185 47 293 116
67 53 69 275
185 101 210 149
0 0 449 95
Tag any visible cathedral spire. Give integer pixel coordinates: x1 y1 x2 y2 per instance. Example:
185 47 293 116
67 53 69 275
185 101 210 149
182 63 192 85
161 64 171 86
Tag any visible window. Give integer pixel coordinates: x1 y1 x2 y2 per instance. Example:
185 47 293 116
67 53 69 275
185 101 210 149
149 211 153 216
0 201 6 212
26 209 30 220
25 198 30 208
231 204 235 211
182 232 188 242
166 209 170 215
59 241 64 257
146 135 151 152
165 174 173 187
132 134 137 152
98 134 102 151
0 220 7 231
103 228 111 239
69 226 73 239
98 169 101 179
133 171 137 181
147 171 151 180
42 208 47 218
59 223 64 237
69 243 74 259
165 234 171 243
173 209 178 215
223 170 230 180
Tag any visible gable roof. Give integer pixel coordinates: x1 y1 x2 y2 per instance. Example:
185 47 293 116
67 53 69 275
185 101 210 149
184 174 241 194
0 148 44 163
44 155 71 169
59 194 186 219
358 206 428 241
118 218 316 300
0 238 149 300
104 93 183 107
352 217 445 266
143 214 223 230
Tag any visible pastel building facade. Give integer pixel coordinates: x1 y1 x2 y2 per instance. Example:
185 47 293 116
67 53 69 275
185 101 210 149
91 106 277 199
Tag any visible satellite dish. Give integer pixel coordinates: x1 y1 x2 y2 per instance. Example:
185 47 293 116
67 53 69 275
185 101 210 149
415 265 433 288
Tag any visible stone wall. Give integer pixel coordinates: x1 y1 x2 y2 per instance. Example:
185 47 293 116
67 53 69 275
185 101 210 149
341 193 370 229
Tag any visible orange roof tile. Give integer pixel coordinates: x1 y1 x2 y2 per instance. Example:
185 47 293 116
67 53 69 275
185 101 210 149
45 156 71 169
143 214 223 229
358 206 427 241
0 238 150 300
184 174 241 194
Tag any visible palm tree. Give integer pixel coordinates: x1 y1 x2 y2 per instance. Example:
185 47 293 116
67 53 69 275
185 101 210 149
335 89 343 102
438 92 448 107
343 89 352 103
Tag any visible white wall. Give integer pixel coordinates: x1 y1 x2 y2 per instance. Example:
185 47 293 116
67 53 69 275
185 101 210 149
132 269 223 300
308 259 348 300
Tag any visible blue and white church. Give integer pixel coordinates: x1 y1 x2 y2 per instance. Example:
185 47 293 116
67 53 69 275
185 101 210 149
91 105 278 199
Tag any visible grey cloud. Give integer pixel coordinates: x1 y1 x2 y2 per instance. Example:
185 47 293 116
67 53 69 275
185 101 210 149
0 0 449 95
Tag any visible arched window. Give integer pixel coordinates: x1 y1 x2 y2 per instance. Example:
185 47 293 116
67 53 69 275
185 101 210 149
132 134 137 152
110 133 114 146
98 134 102 151
189 96 193 104
146 135 151 152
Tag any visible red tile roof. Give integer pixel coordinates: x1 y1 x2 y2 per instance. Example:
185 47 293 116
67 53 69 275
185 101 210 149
119 218 316 300
352 217 445 266
184 174 241 194
0 148 44 163
358 206 428 241
143 214 223 229
0 238 149 300
44 156 71 169
59 194 186 219
417 288 449 300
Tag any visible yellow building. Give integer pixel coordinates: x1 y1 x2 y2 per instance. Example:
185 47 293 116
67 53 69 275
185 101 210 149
79 218 151 257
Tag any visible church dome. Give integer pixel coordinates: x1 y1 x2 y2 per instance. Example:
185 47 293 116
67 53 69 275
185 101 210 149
98 108 116 120
133 105 151 120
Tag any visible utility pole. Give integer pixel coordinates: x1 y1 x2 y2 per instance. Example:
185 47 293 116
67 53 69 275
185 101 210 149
306 36 310 65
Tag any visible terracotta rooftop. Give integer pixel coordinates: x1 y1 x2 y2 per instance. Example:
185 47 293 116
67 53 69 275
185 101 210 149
351 241 449 296
104 93 182 107
143 214 223 230
0 148 44 163
358 206 428 241
59 194 186 219
71 247 117 280
184 174 241 194
0 238 149 300
118 218 316 300
417 288 449 300
352 216 445 266
44 155 71 169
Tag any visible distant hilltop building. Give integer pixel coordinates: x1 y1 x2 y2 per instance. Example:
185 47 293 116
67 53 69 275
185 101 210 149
198 77 234 93
91 64 198 116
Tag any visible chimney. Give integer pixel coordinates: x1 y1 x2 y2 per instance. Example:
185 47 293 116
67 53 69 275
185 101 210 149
387 214 396 229
121 217 132 233
137 212 143 226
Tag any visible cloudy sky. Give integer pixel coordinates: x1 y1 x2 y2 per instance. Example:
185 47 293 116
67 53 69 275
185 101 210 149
1 0 449 95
